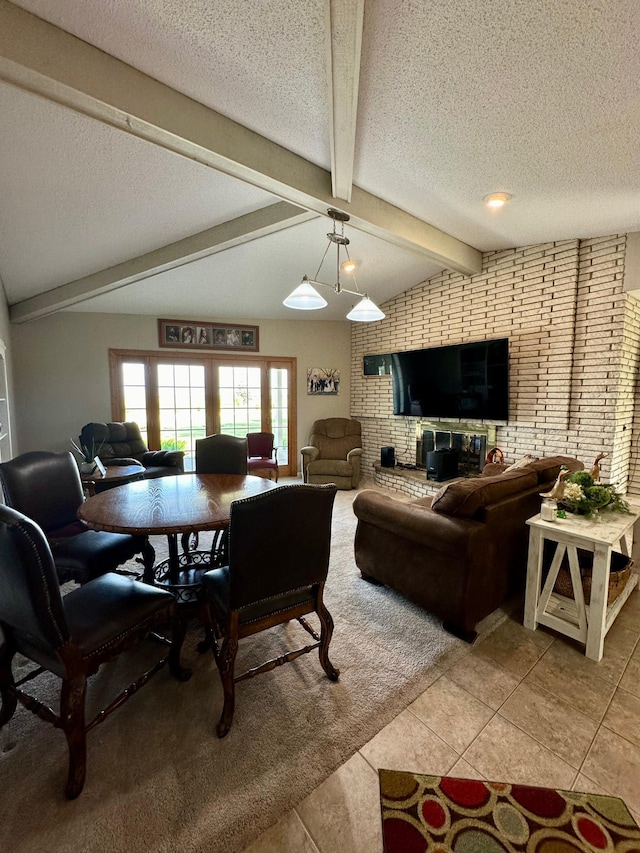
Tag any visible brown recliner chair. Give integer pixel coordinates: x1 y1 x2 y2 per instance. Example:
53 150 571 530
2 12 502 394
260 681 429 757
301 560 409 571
80 422 185 479
301 418 362 489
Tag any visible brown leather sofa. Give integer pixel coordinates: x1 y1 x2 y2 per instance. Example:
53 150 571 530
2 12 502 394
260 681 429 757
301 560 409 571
80 422 184 479
353 455 582 641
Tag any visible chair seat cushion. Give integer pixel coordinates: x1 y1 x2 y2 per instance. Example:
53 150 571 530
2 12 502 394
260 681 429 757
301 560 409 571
50 530 144 582
203 567 314 626
63 574 174 659
307 459 353 477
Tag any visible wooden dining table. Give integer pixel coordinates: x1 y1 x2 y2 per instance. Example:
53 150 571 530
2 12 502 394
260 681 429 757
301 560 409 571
78 472 279 586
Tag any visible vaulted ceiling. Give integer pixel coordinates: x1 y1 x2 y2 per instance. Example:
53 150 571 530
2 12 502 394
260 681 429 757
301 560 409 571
0 0 638 323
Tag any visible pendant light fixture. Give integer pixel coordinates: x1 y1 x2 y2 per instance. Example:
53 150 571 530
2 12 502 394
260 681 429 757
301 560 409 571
283 208 385 322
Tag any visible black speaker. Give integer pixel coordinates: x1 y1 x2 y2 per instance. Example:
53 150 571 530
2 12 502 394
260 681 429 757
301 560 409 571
381 446 395 468
426 448 458 482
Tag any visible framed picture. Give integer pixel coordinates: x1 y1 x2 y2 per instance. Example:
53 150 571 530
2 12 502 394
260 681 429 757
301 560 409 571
307 368 340 395
158 319 259 352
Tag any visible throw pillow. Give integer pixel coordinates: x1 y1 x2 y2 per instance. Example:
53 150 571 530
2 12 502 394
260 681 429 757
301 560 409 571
503 454 539 473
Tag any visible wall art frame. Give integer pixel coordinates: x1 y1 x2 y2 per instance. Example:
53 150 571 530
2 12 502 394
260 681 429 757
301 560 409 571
158 319 259 352
307 368 340 395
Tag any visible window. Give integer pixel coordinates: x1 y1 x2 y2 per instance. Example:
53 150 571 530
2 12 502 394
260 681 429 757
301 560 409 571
109 350 296 474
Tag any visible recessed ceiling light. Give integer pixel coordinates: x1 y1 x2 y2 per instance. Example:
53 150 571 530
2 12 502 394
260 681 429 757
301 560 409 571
341 259 357 274
484 192 512 208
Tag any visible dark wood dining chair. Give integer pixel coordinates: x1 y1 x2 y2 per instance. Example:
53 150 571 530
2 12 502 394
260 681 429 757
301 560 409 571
190 434 248 566
246 431 279 481
0 504 190 799
195 434 248 474
0 450 154 584
202 483 339 737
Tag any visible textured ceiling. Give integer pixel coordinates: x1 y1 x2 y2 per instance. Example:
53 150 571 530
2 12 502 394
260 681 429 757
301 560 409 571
2 0 639 322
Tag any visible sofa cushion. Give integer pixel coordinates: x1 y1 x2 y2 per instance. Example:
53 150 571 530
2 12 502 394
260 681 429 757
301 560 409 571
503 454 539 472
431 469 538 519
525 455 583 484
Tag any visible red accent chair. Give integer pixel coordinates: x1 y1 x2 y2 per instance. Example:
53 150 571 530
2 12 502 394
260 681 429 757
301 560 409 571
246 432 279 482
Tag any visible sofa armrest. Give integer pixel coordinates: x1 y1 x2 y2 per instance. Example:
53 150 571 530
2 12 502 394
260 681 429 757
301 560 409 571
353 489 483 552
346 447 363 462
142 450 185 472
105 457 140 467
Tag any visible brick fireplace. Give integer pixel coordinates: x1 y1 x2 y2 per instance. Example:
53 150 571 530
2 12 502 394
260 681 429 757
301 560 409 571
350 234 640 499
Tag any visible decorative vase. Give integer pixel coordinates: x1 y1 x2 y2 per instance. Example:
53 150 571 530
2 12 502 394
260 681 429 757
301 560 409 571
79 461 95 474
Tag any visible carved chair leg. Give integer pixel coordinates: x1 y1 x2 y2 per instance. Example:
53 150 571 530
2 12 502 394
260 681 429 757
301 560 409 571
60 672 88 799
141 537 156 584
215 617 239 738
196 599 215 654
317 601 340 682
0 642 17 728
168 612 192 682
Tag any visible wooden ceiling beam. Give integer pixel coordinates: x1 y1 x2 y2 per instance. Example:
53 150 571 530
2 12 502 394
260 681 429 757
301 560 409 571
326 0 364 203
10 202 316 323
0 1 482 278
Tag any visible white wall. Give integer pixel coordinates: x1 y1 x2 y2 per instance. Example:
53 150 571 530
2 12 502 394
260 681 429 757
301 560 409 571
0 281 15 452
10 311 352 470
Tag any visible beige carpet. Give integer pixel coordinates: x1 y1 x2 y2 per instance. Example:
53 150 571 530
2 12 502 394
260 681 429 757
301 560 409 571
0 484 495 853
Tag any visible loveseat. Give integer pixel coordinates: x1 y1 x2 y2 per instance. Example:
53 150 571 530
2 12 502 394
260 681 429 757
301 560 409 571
353 455 582 641
80 422 185 479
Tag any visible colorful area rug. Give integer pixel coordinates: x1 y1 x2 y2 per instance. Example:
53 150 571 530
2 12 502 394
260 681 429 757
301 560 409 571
379 769 640 852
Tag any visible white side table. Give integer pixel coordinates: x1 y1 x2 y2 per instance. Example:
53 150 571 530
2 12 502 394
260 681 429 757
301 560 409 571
524 507 639 661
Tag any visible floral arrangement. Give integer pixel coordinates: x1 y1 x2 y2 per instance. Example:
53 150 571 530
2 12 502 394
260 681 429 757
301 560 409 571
558 469 631 518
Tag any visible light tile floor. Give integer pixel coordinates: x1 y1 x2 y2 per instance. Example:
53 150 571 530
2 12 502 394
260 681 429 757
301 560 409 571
243 588 640 853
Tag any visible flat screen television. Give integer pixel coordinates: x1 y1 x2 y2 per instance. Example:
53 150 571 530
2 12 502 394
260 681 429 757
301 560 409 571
391 338 509 421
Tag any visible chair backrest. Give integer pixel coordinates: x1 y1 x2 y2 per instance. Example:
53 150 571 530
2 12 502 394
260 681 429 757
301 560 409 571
0 451 85 534
308 418 361 460
227 483 337 610
80 422 148 463
0 504 69 660
196 434 248 474
246 432 275 459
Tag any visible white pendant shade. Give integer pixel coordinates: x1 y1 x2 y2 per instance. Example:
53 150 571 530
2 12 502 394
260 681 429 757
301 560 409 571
283 209 384 322
282 279 328 310
346 296 386 322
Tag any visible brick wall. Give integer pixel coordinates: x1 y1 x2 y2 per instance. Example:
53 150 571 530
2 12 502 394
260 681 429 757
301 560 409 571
351 234 640 494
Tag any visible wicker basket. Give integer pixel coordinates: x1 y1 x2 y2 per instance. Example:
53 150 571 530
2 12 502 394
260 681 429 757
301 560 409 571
553 549 633 605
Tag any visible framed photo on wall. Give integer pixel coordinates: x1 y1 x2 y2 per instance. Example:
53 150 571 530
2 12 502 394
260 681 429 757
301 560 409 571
158 319 259 352
307 368 340 395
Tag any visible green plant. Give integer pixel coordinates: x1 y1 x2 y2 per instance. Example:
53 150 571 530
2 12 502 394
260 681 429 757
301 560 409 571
560 470 631 517
70 437 104 463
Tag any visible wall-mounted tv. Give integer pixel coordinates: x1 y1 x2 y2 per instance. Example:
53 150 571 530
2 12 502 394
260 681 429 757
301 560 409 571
391 338 509 421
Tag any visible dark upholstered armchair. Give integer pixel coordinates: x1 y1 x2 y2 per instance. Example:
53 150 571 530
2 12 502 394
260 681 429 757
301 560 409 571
0 504 188 798
80 422 184 479
301 418 362 489
0 451 153 584
203 483 339 737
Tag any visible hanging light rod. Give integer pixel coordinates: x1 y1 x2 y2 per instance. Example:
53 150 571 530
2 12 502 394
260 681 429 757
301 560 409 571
283 208 385 322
